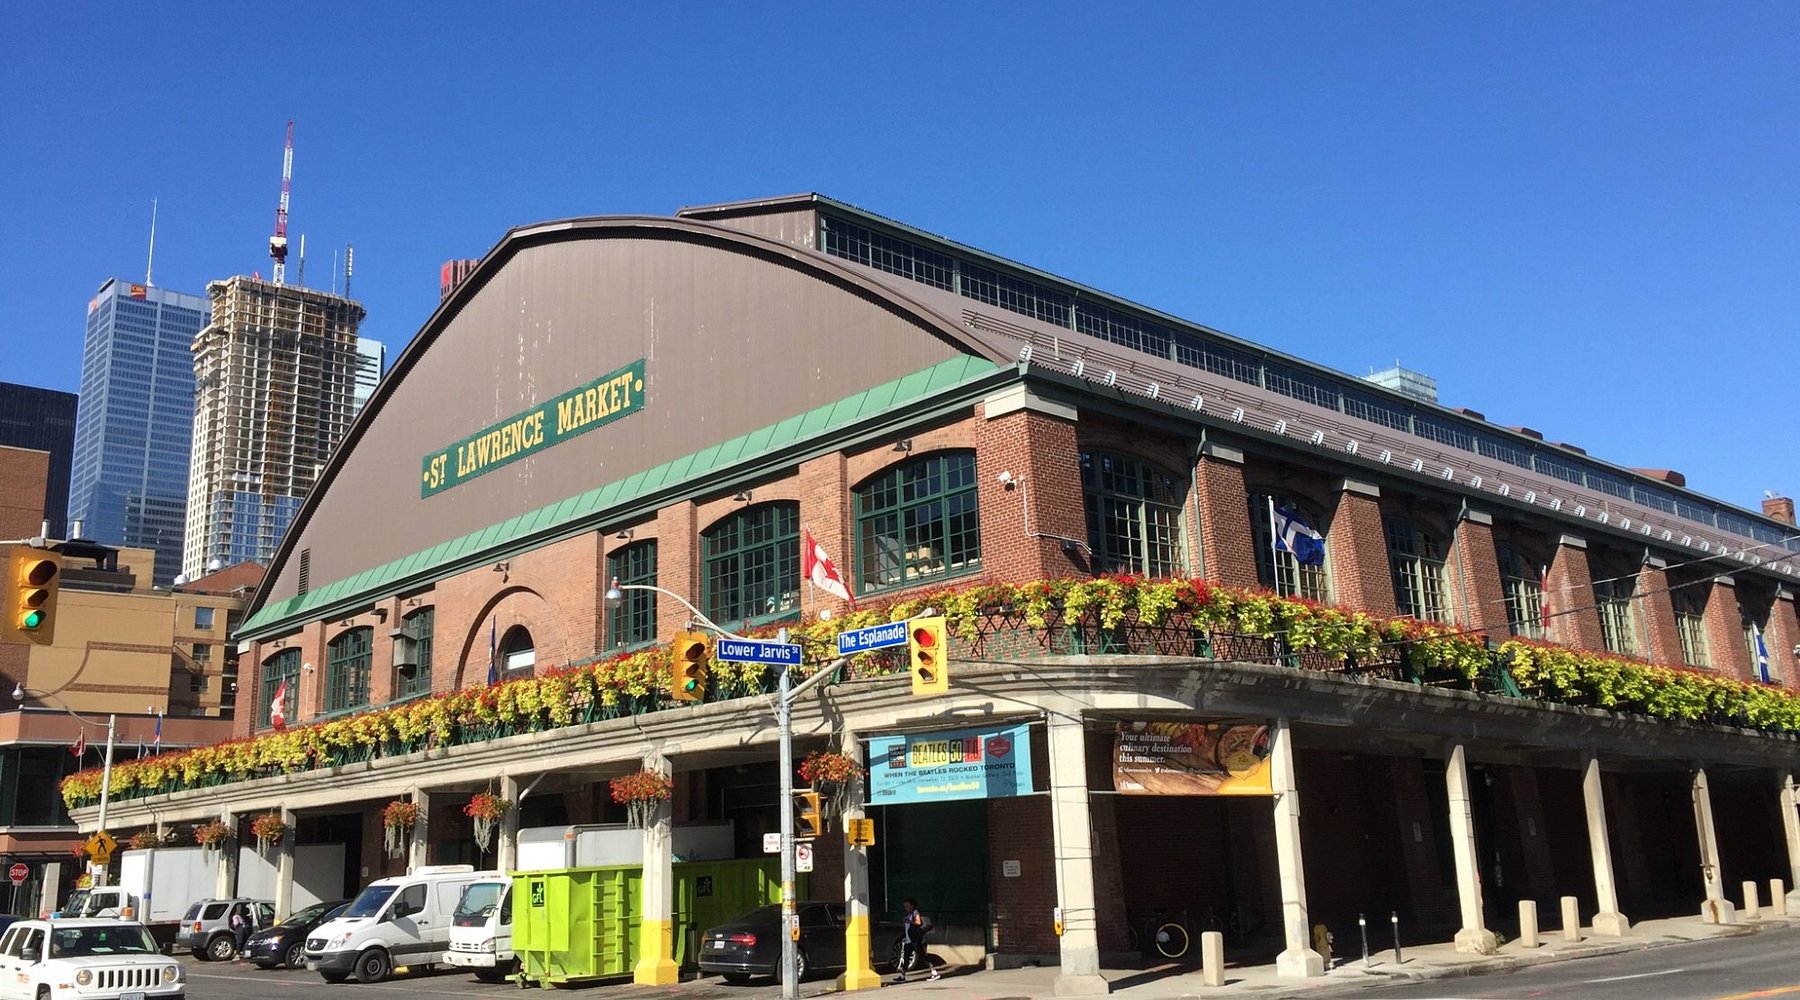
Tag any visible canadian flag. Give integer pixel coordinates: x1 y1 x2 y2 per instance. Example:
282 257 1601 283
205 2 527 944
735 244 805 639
270 679 289 730
70 731 86 759
801 529 854 608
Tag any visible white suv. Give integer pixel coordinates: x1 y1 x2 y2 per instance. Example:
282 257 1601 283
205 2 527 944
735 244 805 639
0 920 184 1000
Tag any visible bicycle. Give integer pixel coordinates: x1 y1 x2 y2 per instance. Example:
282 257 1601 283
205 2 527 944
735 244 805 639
1131 908 1194 961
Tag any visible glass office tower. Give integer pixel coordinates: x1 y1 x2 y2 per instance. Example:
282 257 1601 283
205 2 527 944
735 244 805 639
68 278 210 585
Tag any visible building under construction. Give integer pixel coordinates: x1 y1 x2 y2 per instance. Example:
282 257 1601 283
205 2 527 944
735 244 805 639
183 276 367 580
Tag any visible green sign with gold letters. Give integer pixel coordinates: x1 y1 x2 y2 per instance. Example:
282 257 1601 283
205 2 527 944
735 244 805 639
420 358 646 497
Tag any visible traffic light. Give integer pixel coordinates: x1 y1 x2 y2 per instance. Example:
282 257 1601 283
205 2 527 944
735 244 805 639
669 629 710 703
793 790 822 840
908 615 949 696
2 548 61 646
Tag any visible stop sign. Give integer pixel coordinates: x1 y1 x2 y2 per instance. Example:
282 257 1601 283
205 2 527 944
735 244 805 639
8 864 27 885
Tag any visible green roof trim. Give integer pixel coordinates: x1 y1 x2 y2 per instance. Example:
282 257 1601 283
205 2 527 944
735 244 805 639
239 354 1008 638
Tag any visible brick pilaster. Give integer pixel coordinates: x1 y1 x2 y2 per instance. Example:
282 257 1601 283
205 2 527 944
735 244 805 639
1546 535 1604 652
975 394 1085 582
654 501 699 639
1766 589 1800 689
1636 559 1682 667
1327 480 1399 618
1447 511 1507 634
797 453 852 618
1702 577 1753 682
1194 443 1257 588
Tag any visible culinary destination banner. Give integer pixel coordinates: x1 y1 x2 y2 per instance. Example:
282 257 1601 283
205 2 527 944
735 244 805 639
1113 721 1274 796
867 723 1033 805
420 359 646 497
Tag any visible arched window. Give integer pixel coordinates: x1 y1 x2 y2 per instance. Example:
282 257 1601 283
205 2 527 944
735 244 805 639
1081 450 1184 576
1671 584 1710 667
1384 517 1448 622
499 625 535 677
856 452 981 593
326 628 373 713
704 503 800 625
1594 572 1639 657
1497 545 1545 640
258 648 301 729
1250 491 1329 601
607 541 658 648
395 607 434 700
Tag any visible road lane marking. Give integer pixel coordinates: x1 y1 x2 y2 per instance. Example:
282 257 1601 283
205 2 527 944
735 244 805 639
1711 987 1800 1000
186 971 505 996
1586 968 1686 983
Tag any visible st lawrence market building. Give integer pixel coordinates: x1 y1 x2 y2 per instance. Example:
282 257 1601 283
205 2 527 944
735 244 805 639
76 194 1800 991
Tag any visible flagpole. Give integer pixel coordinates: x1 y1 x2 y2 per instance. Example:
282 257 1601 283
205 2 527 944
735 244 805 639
1267 496 1282 595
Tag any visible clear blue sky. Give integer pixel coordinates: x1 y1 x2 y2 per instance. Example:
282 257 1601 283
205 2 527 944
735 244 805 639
3 3 1795 515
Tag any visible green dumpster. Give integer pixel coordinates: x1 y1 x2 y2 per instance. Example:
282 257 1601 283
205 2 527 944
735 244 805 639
514 859 797 986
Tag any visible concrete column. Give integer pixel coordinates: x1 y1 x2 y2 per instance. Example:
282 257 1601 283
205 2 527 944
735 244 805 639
1692 767 1737 924
1781 773 1800 912
837 732 880 991
39 862 62 918
215 808 237 898
633 754 678 986
1580 754 1630 935
274 806 296 921
1444 743 1495 954
1271 718 1325 977
497 775 521 873
1045 713 1107 996
408 789 431 873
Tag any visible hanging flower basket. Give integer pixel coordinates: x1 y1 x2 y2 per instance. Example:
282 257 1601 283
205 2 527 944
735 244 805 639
250 813 287 853
463 792 511 852
127 830 162 851
381 800 419 859
193 820 230 853
68 840 88 860
798 749 864 823
609 769 673 829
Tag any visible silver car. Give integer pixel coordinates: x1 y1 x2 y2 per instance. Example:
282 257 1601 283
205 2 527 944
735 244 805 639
174 898 273 960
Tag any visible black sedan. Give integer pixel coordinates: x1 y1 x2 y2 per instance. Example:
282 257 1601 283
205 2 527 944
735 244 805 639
243 900 350 969
698 902 905 984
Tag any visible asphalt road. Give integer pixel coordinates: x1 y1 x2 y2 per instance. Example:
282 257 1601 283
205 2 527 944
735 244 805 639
1325 924 1800 1000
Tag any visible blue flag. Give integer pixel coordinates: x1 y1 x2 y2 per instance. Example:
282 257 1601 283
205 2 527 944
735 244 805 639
1754 623 1772 684
486 616 499 686
1273 506 1326 566
152 712 162 754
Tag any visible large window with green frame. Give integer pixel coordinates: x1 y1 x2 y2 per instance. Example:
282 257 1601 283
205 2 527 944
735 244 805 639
1250 490 1329 601
1497 544 1545 640
1081 450 1184 576
395 608 434 700
1671 585 1710 667
704 503 799 626
1384 516 1449 622
608 540 658 648
326 628 373 713
856 452 981 593
1594 575 1639 657
258 648 301 729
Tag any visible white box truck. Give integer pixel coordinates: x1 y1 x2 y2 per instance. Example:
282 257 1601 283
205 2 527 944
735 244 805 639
513 823 733 871
62 847 218 944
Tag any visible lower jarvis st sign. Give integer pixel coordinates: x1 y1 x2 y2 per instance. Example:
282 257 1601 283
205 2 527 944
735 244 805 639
421 358 646 497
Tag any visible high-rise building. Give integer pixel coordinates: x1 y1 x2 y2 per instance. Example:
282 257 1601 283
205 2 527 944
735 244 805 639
352 337 386 417
0 382 78 538
183 276 366 579
440 258 479 302
68 279 210 584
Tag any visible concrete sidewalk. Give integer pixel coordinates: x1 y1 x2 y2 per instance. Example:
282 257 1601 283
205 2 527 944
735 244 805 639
846 914 1784 999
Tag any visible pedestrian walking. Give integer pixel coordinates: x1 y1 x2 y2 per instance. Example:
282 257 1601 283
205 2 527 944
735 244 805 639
892 898 939 983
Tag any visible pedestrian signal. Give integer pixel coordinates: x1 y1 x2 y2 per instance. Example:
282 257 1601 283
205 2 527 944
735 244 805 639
793 790 822 840
2 548 61 646
908 615 948 696
669 630 710 703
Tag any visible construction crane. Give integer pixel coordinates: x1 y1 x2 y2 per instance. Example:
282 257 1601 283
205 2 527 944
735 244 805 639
269 120 294 285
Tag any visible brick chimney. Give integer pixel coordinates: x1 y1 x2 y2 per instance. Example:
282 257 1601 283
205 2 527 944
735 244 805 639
1764 495 1796 526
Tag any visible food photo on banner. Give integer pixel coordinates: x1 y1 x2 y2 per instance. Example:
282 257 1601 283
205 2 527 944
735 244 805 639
865 722 1034 805
1112 720 1274 795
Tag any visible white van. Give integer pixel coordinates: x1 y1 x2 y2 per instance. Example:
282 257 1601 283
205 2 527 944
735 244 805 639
304 865 498 983
442 876 515 981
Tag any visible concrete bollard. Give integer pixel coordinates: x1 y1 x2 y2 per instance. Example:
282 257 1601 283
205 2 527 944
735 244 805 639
1560 896 1581 942
1743 881 1762 920
1517 899 1539 948
1201 931 1225 987
1771 879 1787 916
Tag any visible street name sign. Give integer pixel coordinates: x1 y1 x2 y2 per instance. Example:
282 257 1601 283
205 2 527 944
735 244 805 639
836 621 909 657
715 639 802 667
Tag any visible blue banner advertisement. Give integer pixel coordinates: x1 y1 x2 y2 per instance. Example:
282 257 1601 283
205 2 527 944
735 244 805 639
866 723 1034 805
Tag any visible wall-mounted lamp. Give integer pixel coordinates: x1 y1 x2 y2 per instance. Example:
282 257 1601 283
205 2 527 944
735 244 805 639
492 562 509 574
892 439 914 454
269 639 287 649
996 470 1017 489
372 608 388 623
404 597 423 608
302 661 315 673
337 616 357 627
733 491 753 503
615 527 635 541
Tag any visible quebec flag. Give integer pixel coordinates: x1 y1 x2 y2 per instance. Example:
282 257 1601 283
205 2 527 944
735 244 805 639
1273 507 1326 566
1754 623 1772 684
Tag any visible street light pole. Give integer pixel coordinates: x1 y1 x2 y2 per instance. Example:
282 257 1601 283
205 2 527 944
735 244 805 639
13 684 116 885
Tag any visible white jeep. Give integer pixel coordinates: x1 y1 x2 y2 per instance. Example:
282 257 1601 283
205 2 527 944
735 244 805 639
0 920 184 1000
